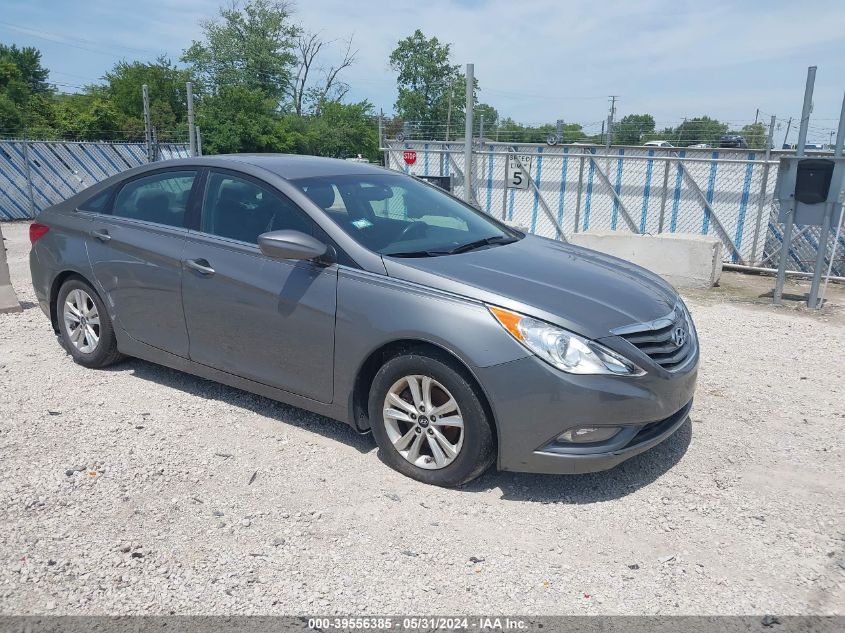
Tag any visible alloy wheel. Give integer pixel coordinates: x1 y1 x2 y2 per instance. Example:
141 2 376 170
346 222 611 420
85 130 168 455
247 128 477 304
382 374 464 470
63 288 100 354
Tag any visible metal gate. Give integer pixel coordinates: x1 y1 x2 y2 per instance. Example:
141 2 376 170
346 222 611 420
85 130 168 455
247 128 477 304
385 140 845 276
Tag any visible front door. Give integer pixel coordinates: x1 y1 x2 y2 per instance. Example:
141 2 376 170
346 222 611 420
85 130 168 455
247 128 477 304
84 169 198 357
180 170 337 404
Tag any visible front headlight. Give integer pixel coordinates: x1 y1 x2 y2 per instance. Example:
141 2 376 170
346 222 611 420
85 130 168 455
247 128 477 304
488 306 645 376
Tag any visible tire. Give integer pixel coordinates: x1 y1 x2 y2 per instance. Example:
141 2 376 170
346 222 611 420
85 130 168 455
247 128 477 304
368 352 495 487
56 277 124 369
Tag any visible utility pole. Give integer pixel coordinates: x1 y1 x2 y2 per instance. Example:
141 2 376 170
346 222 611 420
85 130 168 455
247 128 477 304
142 84 153 163
754 108 759 125
463 63 474 205
782 116 793 149
196 126 203 156
607 95 618 148
479 114 485 142
186 81 197 157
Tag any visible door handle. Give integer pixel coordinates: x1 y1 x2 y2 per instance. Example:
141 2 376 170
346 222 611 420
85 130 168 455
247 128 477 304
184 258 215 276
90 229 111 242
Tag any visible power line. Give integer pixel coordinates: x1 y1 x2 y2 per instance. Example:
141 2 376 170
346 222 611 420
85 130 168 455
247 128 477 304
0 21 162 58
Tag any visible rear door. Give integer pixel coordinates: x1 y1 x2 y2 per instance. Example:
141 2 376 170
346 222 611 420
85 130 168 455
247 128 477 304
180 169 338 403
83 169 198 357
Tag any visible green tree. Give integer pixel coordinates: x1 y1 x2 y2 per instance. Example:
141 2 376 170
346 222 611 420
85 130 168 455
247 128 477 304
738 122 767 149
0 44 50 94
389 30 465 126
52 94 121 140
674 116 728 147
182 0 299 103
196 85 296 154
0 91 22 133
98 57 191 139
0 44 54 134
615 114 655 145
474 103 498 133
301 101 378 160
560 122 584 143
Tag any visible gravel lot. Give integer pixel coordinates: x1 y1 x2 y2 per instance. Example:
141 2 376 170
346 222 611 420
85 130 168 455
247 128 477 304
1 220 843 615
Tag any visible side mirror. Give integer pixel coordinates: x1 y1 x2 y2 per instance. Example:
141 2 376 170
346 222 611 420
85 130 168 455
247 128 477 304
257 230 334 265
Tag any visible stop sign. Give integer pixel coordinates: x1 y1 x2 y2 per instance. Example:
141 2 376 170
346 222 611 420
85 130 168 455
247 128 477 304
403 151 417 165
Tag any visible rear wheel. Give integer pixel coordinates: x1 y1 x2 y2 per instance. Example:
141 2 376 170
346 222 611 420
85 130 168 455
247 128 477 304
57 278 123 368
368 353 495 487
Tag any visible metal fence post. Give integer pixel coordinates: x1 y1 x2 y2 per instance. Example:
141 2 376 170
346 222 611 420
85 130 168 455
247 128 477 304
775 66 815 304
501 145 509 220
658 158 670 233
463 63 474 204
21 132 37 218
574 151 586 232
142 84 154 163
186 81 197 157
750 115 776 265
439 142 445 176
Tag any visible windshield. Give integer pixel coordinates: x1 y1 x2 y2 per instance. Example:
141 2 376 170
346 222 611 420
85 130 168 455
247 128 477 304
292 173 519 256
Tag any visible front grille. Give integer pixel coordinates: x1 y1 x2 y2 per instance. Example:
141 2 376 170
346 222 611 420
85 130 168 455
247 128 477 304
613 303 695 371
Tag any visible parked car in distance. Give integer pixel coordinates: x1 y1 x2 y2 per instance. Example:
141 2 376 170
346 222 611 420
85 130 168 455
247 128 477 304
688 143 711 149
29 155 699 487
643 140 674 148
719 134 748 149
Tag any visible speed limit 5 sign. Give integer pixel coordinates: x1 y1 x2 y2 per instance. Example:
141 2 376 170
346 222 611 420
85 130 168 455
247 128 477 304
506 154 533 190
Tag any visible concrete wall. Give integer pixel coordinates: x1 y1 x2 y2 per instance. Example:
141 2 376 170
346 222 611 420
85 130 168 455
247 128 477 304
569 231 723 289
0 223 21 313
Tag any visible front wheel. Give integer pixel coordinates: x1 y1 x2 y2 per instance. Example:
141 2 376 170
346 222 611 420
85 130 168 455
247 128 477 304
368 353 495 487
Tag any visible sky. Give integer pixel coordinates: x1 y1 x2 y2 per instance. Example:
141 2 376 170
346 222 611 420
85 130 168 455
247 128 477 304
2 0 845 144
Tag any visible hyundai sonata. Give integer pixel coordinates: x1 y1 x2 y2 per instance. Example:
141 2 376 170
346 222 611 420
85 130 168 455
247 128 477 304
29 155 697 487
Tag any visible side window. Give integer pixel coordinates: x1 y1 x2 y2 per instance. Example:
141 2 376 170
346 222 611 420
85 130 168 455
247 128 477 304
202 172 315 244
78 186 114 213
111 171 196 227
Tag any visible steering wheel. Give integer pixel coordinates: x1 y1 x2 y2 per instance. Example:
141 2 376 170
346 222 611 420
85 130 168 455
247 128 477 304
396 220 427 242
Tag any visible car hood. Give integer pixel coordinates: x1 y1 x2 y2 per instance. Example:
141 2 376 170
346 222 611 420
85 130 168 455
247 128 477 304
382 234 679 339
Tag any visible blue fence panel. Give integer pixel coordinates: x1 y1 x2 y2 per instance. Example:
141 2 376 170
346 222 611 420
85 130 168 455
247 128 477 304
0 139 190 220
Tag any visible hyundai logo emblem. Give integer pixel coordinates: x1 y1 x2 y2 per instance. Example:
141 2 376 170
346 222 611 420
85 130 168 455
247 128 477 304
671 326 687 348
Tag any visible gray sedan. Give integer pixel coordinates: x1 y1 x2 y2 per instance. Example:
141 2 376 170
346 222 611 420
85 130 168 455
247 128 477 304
29 155 698 487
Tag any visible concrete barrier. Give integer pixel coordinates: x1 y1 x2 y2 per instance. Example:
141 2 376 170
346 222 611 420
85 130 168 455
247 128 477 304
569 231 723 288
0 223 22 313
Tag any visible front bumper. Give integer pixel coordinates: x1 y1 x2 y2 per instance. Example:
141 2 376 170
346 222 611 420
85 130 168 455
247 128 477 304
476 352 698 475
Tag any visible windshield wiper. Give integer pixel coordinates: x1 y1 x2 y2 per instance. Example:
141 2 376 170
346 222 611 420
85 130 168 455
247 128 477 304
445 235 518 255
385 250 450 258
385 235 518 258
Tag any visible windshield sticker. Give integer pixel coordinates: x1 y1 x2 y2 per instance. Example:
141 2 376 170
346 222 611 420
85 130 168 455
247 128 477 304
351 218 373 229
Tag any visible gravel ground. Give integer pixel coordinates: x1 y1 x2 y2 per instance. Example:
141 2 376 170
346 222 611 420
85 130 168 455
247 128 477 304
1 220 843 615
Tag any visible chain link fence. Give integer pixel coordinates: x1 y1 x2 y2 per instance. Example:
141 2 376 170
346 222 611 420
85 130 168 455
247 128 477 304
384 140 845 277
0 138 190 220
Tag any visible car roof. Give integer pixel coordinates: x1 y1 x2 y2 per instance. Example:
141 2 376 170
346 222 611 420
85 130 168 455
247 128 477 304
148 154 391 180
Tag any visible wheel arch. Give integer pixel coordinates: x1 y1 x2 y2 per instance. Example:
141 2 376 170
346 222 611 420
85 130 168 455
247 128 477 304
49 270 96 333
350 339 498 444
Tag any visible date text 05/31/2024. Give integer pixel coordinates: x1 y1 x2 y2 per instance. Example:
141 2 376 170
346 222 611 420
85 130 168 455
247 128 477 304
307 617 528 630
